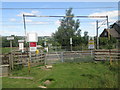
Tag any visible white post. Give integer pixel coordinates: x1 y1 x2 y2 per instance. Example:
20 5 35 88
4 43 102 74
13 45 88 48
70 38 72 51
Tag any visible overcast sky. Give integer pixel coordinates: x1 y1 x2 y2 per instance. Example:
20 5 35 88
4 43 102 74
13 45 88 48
1 1 119 36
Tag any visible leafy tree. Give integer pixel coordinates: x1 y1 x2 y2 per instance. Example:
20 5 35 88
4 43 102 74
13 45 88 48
2 37 10 47
2 35 24 47
83 31 89 45
53 8 81 49
99 36 117 49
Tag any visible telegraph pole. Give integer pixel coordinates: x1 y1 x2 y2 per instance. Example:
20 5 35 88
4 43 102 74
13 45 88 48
106 16 109 28
23 14 26 37
23 14 31 74
96 20 99 49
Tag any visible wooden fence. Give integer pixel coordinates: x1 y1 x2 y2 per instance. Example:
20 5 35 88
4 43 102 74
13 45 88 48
1 51 45 69
94 49 120 61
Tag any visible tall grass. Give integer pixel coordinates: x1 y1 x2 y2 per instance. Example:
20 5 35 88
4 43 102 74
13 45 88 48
2 61 119 88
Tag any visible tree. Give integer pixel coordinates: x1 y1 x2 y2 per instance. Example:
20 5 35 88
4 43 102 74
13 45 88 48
83 31 89 45
2 35 24 47
99 37 117 49
53 8 81 49
2 37 10 47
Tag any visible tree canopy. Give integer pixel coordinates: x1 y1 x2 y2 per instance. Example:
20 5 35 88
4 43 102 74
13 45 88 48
53 8 82 49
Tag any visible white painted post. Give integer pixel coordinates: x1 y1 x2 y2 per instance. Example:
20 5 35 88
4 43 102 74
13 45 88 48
70 38 72 51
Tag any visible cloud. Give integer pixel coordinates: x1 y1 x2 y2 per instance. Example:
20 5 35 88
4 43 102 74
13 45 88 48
31 10 39 14
17 10 40 16
16 10 49 25
54 20 61 26
88 10 118 30
33 21 48 24
89 10 118 17
9 18 16 22
25 21 49 24
1 30 21 36
89 10 118 20
25 19 33 22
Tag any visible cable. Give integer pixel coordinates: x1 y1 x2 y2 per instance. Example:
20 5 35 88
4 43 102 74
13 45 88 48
3 7 117 9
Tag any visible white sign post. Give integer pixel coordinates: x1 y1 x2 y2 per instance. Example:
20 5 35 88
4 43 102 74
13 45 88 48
88 37 95 56
7 36 14 70
26 32 38 74
7 36 14 52
70 38 72 51
18 40 24 52
7 37 14 40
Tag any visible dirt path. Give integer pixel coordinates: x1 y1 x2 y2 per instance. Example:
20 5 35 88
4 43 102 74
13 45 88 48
9 77 33 79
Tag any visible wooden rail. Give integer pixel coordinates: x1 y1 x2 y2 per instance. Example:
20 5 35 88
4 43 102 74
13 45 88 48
94 49 120 61
1 51 45 68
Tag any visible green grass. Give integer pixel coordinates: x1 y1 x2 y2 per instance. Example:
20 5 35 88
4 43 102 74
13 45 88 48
2 61 119 88
1 47 11 54
1 47 17 54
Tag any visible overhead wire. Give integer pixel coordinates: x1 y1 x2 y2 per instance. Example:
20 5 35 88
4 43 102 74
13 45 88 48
0 7 117 10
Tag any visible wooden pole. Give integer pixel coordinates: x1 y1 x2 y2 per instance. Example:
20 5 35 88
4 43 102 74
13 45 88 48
28 51 31 74
109 49 112 65
10 40 13 70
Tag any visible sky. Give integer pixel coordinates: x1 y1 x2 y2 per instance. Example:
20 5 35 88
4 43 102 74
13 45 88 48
1 2 119 37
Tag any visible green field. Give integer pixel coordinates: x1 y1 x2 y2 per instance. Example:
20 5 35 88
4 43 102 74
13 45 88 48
2 61 119 88
1 47 18 54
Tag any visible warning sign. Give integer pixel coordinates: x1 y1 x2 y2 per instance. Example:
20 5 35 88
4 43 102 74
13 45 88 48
30 42 36 47
29 42 37 52
88 37 95 49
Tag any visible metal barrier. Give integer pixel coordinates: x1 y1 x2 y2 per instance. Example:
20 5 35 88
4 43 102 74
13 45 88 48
45 50 94 64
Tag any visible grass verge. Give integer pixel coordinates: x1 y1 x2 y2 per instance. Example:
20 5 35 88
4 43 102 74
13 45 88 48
2 61 119 88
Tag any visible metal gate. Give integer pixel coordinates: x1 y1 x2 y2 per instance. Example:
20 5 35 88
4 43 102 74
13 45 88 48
45 52 61 64
45 50 94 64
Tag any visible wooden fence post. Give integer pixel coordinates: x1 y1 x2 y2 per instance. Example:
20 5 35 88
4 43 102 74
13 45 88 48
61 52 64 62
9 54 12 70
109 49 112 65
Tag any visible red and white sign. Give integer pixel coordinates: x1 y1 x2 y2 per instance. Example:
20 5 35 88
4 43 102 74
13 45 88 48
29 42 36 47
27 32 38 52
29 42 37 52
